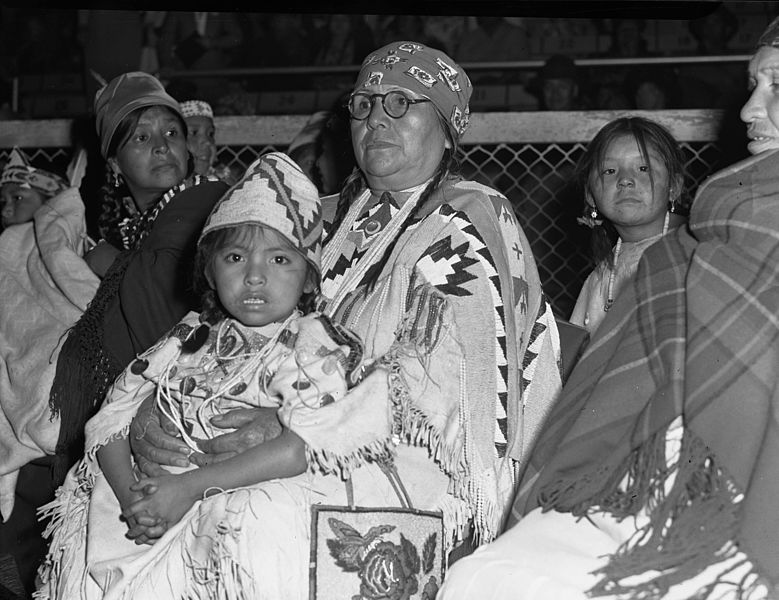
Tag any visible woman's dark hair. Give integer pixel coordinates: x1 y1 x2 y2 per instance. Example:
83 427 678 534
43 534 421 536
193 224 319 325
97 105 191 247
288 91 356 196
325 109 462 289
574 116 687 267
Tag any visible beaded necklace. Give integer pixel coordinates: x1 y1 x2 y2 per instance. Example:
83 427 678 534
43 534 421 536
156 311 298 452
604 211 670 312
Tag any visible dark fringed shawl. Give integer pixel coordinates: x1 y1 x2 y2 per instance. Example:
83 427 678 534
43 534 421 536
48 250 133 485
509 150 779 598
47 175 219 485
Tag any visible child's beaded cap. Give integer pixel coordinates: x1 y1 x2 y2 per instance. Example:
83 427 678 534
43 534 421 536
0 147 68 197
199 152 322 277
180 100 213 119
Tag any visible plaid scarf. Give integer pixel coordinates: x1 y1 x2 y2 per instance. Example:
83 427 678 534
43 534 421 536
511 150 779 598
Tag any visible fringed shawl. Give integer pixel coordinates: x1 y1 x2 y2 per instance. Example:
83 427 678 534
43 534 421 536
319 176 561 544
510 150 779 598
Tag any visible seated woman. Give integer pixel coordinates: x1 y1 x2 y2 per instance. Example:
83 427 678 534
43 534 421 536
49 72 230 482
570 116 687 336
438 18 779 600
1 72 230 595
116 41 562 598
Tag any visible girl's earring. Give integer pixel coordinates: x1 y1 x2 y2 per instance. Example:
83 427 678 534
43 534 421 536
668 191 685 215
576 204 603 229
112 171 123 188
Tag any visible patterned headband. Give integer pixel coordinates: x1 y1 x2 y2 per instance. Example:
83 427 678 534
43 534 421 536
199 152 322 277
354 41 472 139
1 147 68 197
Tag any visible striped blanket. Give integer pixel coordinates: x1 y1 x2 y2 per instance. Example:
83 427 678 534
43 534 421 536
510 149 779 598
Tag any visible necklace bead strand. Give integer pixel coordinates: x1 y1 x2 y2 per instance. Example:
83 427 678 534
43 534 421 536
603 211 670 313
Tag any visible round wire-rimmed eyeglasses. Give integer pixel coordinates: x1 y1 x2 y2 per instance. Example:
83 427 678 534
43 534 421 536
346 91 432 120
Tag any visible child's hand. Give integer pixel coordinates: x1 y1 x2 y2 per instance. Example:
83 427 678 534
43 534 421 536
117 487 165 545
123 515 168 546
124 474 197 527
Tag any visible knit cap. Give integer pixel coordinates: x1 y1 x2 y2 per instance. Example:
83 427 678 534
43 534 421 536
180 100 214 119
200 152 322 277
94 71 182 158
353 41 472 140
1 147 68 197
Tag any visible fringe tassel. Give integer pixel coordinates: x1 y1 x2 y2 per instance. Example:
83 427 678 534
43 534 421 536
538 427 668 519
541 426 761 599
34 463 93 600
306 437 395 479
383 351 503 545
184 490 257 600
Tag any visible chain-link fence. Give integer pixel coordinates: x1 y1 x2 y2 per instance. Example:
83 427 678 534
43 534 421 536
0 110 731 318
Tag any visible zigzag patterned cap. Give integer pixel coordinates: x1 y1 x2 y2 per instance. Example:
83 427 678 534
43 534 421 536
199 152 322 277
1 147 68 197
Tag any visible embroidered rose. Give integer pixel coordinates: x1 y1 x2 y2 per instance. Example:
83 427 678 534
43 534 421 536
357 538 419 600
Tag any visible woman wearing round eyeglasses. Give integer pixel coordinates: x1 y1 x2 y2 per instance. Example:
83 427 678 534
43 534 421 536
122 41 561 598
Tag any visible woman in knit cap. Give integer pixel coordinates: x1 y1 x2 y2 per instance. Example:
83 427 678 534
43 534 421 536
128 41 562 598
438 17 779 600
48 72 229 487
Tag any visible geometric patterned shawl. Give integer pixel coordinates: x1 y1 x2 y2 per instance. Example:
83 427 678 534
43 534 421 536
320 175 561 543
510 149 779 598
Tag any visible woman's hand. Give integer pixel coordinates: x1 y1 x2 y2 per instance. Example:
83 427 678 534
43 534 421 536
129 394 193 477
190 407 282 467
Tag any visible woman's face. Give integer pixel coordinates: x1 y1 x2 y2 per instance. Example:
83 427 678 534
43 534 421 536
741 46 779 155
109 106 188 211
350 84 450 192
588 133 675 242
186 115 217 176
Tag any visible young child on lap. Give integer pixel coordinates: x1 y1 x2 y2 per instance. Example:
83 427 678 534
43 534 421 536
37 152 370 598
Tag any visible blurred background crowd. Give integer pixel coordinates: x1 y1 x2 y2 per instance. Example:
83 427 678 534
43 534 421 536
0 3 773 120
